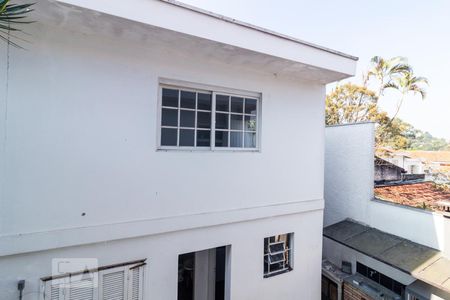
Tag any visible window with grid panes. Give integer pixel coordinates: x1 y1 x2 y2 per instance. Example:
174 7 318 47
159 85 259 150
263 233 293 278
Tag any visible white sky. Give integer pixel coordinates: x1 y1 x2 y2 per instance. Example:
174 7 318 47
182 0 450 140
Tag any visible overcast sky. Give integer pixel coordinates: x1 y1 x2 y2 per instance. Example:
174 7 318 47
183 0 450 140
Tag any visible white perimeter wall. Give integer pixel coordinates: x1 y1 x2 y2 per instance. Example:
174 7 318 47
0 210 324 300
324 123 450 258
0 7 325 250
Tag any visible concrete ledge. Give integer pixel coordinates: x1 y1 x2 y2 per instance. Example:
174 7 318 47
0 198 323 256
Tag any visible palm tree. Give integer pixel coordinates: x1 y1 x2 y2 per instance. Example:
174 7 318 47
389 71 428 122
366 56 412 98
0 0 34 48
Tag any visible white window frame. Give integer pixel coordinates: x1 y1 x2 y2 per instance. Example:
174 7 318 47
157 78 262 152
263 233 294 278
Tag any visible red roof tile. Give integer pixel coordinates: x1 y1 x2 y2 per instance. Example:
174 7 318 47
374 182 450 212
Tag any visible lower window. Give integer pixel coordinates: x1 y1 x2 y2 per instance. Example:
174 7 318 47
263 233 293 277
356 262 405 296
43 260 145 300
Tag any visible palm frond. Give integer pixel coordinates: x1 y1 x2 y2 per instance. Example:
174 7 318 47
411 76 429 85
382 82 399 90
0 0 34 48
390 63 412 75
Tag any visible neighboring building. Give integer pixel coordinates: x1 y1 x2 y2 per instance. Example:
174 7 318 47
381 150 450 183
323 123 450 300
383 151 425 175
403 151 450 172
0 0 357 299
401 151 450 184
374 156 406 183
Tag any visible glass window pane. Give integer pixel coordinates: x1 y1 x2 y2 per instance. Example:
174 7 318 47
231 97 244 113
196 130 210 147
380 274 393 290
179 129 195 146
367 267 380 283
230 114 243 130
230 132 242 147
392 281 404 295
197 112 211 129
215 131 228 147
269 242 285 253
161 108 178 127
245 115 257 131
161 128 177 146
162 88 178 107
356 263 367 276
245 98 257 114
244 132 256 148
180 110 195 128
180 91 195 109
269 253 285 264
269 262 284 272
197 93 211 110
216 95 229 112
216 113 229 130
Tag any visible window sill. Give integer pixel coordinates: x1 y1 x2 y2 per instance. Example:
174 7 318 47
156 147 261 153
263 267 293 279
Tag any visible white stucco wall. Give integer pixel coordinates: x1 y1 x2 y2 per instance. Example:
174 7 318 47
0 210 324 300
324 123 450 258
324 123 375 227
1 5 325 244
0 1 345 299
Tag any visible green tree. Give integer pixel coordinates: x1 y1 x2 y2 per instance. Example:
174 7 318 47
325 83 378 125
326 56 433 150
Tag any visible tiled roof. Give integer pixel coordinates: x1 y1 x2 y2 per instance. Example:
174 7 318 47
397 151 450 163
374 181 450 211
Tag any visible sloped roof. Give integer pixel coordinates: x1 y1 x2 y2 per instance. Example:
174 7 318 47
397 151 450 163
374 181 450 211
375 156 406 172
324 220 450 293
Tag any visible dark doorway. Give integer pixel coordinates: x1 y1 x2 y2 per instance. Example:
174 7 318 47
178 246 228 300
322 275 338 300
178 252 195 300
215 246 226 300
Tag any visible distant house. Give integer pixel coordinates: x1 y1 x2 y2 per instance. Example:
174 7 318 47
381 149 450 176
381 150 425 175
374 156 406 183
401 151 450 175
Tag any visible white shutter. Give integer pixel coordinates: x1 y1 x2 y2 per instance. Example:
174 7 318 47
66 273 97 300
44 278 65 300
99 267 127 300
43 261 145 300
127 265 144 300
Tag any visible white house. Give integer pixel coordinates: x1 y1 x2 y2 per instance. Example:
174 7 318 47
322 123 450 300
0 1 357 299
383 151 425 175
